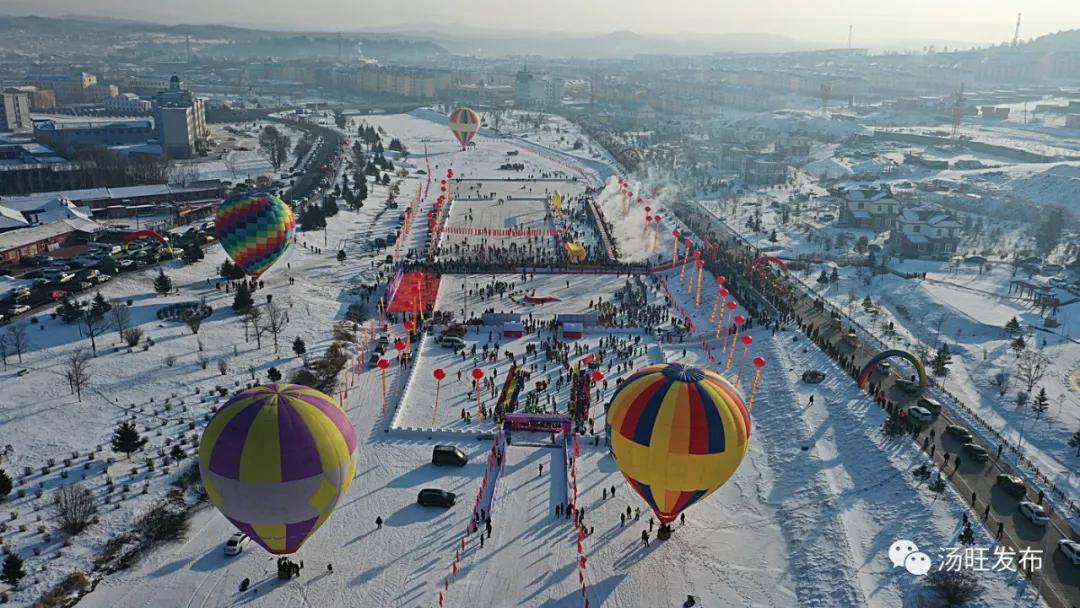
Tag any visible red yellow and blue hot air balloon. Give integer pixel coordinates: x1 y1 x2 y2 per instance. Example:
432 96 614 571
199 384 357 554
448 108 480 149
214 191 296 278
607 363 750 538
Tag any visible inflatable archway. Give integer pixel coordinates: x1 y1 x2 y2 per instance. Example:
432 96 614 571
123 230 173 253
857 350 927 389
749 256 788 273
564 242 586 264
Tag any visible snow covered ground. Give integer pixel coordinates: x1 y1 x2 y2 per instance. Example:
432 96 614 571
2 109 1052 607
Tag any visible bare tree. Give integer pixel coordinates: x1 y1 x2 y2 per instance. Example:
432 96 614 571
4 323 31 364
53 483 98 535
263 301 290 355
110 304 131 341
990 372 1010 397
63 349 92 402
1015 348 1050 393
122 327 144 348
80 310 109 357
246 308 266 350
184 313 203 335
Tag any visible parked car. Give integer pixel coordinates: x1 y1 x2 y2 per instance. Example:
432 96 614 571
22 255 53 267
907 406 934 423
224 532 250 556
417 488 456 508
945 425 973 443
432 445 468 467
441 324 467 338
962 442 990 462
1058 540 1080 566
5 304 30 316
92 274 112 284
1018 501 1050 526
916 397 942 415
439 336 466 350
21 270 45 279
996 474 1027 498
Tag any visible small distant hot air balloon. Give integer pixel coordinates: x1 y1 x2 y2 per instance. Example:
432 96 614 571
607 364 750 537
199 384 358 555
215 192 296 278
448 108 481 149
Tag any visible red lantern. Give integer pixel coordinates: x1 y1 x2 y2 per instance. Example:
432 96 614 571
719 288 729 297
654 214 661 222
591 371 604 382
404 320 416 331
644 206 651 214
695 259 704 269
394 340 406 352
673 229 681 237
741 335 753 346
471 368 484 380
377 358 390 369
645 215 652 223
447 169 454 178
693 250 701 258
734 314 746 326
726 301 737 311
753 356 767 369
628 191 634 197
433 368 446 380
684 238 692 247
717 276 726 285
582 354 594 365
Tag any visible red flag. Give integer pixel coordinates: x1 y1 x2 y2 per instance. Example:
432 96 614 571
578 571 584 584
452 562 458 576
580 556 587 569
439 592 444 607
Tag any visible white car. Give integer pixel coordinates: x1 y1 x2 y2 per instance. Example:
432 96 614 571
907 405 934 423
6 304 30 316
1058 539 1080 566
224 532 249 556
1018 501 1050 527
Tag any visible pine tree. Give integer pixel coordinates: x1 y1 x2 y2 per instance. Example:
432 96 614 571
300 205 326 231
958 522 975 546
111 421 147 458
89 292 111 320
816 270 829 284
292 336 306 358
356 178 368 204
322 196 339 217
829 267 840 283
169 444 185 463
1032 387 1049 419
1010 335 1026 356
337 250 346 264
768 229 778 242
1005 317 1021 334
1015 390 1029 408
232 281 253 313
932 344 952 377
57 295 83 323
153 269 173 296
1 553 26 589
182 243 204 263
0 467 12 499
267 367 282 382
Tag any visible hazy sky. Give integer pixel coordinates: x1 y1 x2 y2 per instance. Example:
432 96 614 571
9 0 1080 46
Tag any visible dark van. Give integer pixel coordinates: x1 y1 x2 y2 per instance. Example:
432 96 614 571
432 445 467 467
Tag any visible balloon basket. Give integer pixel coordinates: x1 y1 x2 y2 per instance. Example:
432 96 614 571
657 524 672 541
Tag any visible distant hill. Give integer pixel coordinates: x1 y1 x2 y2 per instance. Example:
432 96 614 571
1023 29 1080 51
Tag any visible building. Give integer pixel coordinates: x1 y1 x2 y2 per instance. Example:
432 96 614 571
0 143 98 195
0 218 101 266
889 207 962 258
0 205 30 232
0 181 225 217
33 119 156 147
152 76 209 159
122 75 174 96
23 73 101 105
514 66 564 109
838 186 901 232
0 89 32 133
104 93 153 115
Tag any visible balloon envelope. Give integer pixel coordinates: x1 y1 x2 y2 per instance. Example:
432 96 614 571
448 108 481 147
199 384 357 554
607 364 750 524
215 192 296 277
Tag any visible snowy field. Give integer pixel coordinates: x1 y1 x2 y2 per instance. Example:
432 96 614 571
1 109 1054 607
433 273 630 321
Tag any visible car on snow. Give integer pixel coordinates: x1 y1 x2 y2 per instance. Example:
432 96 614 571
944 425 973 443
907 406 934 424
962 442 989 462
5 304 30 316
916 397 942 416
439 336 466 350
417 488 456 508
1018 501 1050 526
432 445 468 467
224 532 250 555
996 474 1027 498
441 324 468 338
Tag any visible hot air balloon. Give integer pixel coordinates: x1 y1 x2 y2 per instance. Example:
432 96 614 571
607 363 750 539
199 384 357 555
448 108 481 149
215 192 296 278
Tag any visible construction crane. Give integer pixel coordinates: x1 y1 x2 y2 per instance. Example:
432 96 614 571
1012 13 1022 47
951 82 965 141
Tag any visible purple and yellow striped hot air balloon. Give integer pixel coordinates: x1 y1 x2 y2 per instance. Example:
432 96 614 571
199 384 357 555
214 191 296 278
607 363 750 528
448 107 480 149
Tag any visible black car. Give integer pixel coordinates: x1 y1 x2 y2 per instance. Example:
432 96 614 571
962 442 990 462
944 425 973 443
917 397 942 415
996 474 1027 498
417 488 456 508
22 256 52 267
432 445 467 467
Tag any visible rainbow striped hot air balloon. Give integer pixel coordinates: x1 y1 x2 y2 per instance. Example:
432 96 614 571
607 363 750 527
448 107 480 149
215 192 296 278
199 384 357 555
